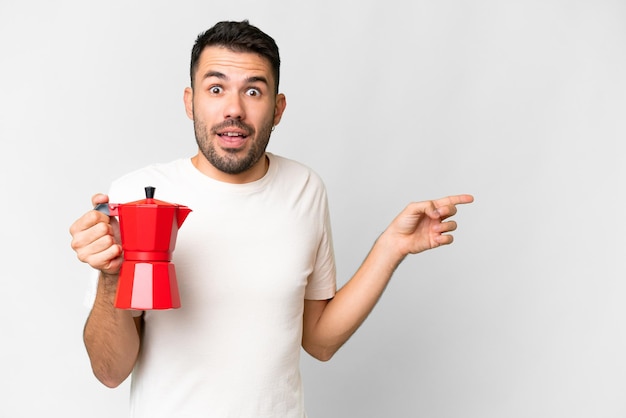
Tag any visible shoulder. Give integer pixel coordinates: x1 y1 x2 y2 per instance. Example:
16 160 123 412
266 154 330 212
268 153 326 188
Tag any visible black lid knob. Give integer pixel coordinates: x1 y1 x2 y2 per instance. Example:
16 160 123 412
145 186 155 199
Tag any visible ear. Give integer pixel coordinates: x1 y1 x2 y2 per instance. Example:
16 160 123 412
183 87 194 120
272 93 287 126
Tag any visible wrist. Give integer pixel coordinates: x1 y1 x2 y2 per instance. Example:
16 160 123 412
99 271 119 291
373 231 407 271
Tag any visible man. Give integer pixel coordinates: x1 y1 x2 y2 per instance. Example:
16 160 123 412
69 20 473 417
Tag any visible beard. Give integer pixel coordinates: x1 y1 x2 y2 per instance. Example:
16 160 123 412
193 115 273 175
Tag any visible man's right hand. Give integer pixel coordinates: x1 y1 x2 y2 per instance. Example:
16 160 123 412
69 193 123 275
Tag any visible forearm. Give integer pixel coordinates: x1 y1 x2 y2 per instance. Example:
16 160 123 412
83 272 141 388
305 232 405 359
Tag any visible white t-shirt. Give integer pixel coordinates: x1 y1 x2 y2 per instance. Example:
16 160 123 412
103 153 337 418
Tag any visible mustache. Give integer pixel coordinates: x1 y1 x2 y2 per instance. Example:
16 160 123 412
210 119 254 135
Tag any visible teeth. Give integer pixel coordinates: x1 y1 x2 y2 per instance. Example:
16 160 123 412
223 132 242 137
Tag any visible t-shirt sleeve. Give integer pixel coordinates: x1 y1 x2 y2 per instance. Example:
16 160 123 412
304 194 337 300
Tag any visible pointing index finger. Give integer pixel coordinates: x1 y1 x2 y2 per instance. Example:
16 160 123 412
434 194 475 208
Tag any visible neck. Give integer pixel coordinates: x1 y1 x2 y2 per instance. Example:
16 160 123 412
191 153 269 184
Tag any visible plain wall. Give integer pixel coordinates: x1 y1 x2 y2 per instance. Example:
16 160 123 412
1 1 624 417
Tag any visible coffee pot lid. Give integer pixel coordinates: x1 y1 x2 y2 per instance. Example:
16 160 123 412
115 186 187 209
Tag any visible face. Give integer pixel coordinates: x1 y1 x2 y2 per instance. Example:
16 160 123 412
185 46 286 183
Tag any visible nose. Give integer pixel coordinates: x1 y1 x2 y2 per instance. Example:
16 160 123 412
223 92 246 120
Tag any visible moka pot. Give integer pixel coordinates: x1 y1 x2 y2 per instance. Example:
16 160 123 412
96 186 192 310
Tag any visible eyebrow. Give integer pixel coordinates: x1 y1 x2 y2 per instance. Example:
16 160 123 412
201 71 269 86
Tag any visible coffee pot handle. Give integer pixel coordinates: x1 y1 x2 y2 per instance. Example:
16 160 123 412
94 203 119 216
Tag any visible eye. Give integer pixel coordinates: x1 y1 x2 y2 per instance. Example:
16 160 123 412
209 86 223 94
246 88 261 97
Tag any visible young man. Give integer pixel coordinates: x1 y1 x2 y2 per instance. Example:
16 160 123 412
69 20 473 417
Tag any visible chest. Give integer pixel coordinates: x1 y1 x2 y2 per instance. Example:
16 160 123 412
172 191 322 305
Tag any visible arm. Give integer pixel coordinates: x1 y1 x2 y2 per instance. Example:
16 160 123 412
83 272 142 388
70 194 142 388
302 194 474 361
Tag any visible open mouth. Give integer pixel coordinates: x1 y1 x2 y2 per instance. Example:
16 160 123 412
217 130 249 148
218 131 248 139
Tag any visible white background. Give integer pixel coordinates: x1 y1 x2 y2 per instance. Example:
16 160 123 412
1 1 624 417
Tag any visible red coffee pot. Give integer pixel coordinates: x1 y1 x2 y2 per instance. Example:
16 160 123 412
97 186 191 310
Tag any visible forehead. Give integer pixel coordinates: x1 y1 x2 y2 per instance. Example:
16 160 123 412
195 46 274 85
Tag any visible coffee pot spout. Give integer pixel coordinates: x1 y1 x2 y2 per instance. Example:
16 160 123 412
177 206 192 228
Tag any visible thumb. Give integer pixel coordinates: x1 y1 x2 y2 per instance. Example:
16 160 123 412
91 193 109 207
423 201 441 220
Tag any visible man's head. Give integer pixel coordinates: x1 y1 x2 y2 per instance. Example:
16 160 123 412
184 20 286 183
190 20 281 94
